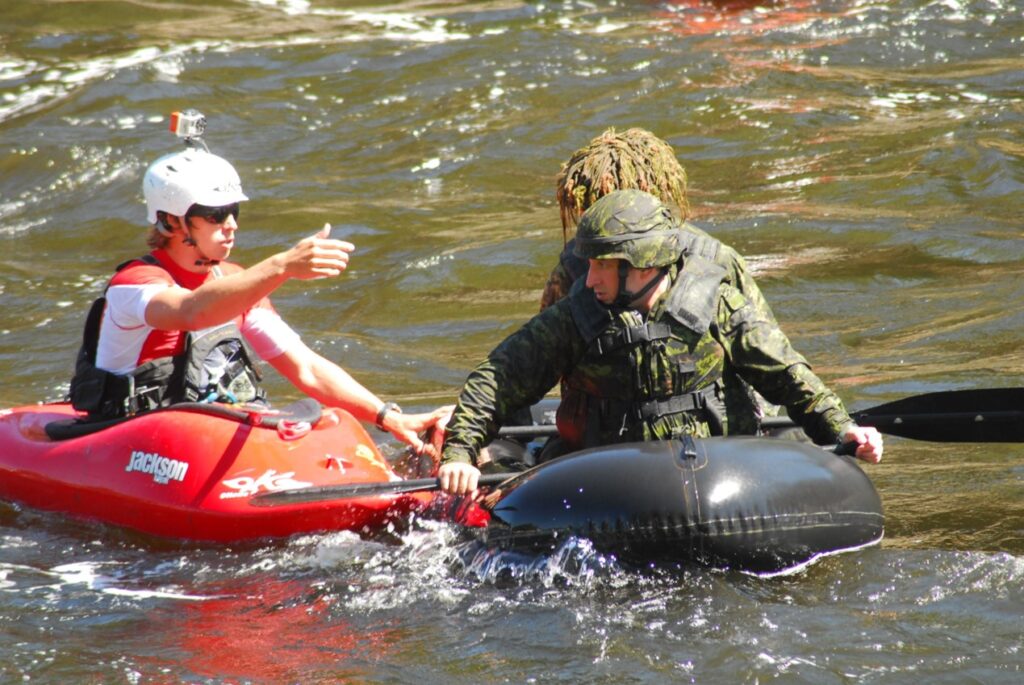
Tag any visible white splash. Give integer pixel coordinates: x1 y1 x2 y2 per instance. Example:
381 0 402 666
51 562 222 600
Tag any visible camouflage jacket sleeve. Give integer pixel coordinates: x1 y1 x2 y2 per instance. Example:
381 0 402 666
715 242 779 327
714 284 855 444
442 301 585 465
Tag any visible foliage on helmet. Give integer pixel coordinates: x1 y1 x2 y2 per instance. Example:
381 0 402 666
573 189 683 269
555 128 689 239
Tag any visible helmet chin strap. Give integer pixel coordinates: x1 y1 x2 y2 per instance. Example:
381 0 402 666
180 218 219 267
612 262 666 309
193 252 220 268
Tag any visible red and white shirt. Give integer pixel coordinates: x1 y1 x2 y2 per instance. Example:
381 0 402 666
95 250 301 374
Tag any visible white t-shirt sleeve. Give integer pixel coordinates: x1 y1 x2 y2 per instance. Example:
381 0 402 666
95 283 170 374
241 306 302 360
105 283 167 326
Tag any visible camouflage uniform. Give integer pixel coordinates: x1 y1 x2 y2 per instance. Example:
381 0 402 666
442 191 854 466
540 225 777 436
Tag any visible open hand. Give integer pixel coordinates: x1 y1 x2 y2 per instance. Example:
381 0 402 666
384 405 452 456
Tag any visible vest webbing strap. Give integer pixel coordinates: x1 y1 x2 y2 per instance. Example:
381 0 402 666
594 321 674 355
634 386 715 421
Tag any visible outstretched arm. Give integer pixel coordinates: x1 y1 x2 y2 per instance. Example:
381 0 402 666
716 284 883 462
146 226 354 331
439 303 583 494
266 341 447 455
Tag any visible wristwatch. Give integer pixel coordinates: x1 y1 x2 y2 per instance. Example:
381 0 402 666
375 401 402 431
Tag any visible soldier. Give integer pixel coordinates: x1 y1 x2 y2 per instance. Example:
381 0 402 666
543 128 776 436
438 190 882 495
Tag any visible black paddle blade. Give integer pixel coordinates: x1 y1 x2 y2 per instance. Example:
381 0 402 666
249 473 512 507
852 388 1024 443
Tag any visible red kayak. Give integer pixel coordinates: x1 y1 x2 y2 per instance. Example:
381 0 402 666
0 399 431 542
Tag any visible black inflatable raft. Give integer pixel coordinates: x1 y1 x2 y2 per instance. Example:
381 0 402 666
482 436 883 575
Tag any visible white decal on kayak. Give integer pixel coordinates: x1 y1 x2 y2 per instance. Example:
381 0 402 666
219 470 312 500
125 450 189 485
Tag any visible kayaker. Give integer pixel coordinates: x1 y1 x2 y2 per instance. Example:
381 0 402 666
542 127 778 437
438 189 883 495
67 130 446 454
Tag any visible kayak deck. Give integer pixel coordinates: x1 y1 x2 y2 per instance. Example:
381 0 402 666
0 402 429 542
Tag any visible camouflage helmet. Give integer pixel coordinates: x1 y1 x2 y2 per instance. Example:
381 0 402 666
573 189 683 269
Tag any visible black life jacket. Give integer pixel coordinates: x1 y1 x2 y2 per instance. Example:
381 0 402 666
68 255 266 420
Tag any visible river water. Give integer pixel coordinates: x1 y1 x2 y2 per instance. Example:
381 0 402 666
1 0 1022 682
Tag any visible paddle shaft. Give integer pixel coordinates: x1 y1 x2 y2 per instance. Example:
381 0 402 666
253 388 1022 507
498 388 1024 443
251 472 511 506
498 415 982 439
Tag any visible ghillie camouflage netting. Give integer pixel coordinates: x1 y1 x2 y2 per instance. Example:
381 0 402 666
555 127 690 243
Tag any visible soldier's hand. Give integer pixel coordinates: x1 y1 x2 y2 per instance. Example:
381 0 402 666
438 462 480 496
842 426 883 464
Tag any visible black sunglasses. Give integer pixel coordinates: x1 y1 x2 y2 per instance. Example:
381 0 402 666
188 203 240 224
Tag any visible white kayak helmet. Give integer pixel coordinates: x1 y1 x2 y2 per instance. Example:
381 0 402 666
143 148 249 223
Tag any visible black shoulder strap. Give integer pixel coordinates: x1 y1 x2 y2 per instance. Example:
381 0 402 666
74 254 166 390
78 296 106 365
113 253 160 275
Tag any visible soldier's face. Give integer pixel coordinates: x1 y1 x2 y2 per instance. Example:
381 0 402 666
586 258 621 304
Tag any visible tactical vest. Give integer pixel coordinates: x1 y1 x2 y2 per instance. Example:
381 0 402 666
558 229 769 437
557 249 728 452
68 255 266 420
